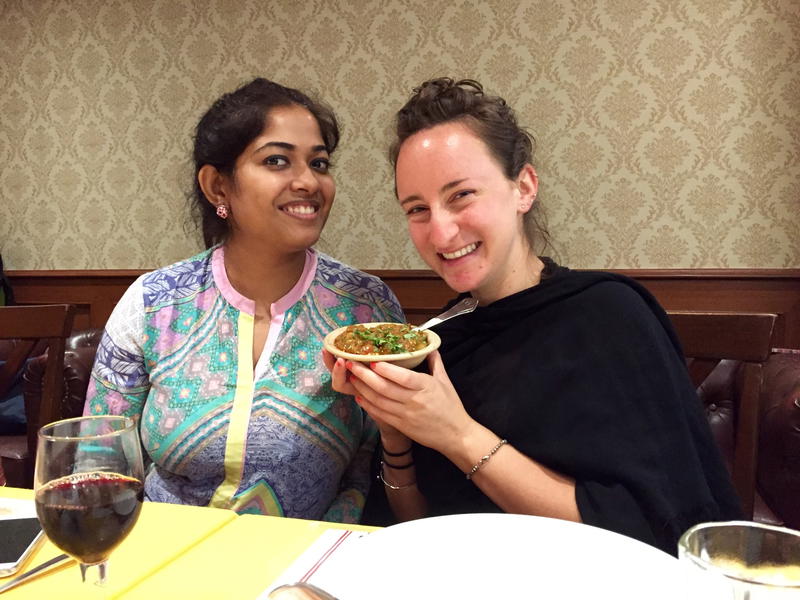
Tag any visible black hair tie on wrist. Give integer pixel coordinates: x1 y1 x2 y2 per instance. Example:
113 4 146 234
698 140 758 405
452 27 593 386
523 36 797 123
382 458 415 469
382 445 413 457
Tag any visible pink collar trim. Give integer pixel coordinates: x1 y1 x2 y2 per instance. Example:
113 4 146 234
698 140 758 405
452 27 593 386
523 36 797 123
211 246 317 316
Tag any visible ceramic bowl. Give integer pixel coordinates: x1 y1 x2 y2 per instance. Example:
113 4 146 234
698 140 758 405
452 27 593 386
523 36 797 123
323 323 441 369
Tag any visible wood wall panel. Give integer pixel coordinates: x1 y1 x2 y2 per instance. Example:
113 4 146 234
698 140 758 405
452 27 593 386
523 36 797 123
7 269 800 348
7 270 141 331
611 270 800 349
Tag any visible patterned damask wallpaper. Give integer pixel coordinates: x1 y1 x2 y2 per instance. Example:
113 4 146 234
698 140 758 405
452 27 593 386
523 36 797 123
1 0 798 270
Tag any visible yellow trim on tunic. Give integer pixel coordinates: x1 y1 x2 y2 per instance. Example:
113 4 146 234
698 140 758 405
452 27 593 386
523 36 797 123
208 311 254 508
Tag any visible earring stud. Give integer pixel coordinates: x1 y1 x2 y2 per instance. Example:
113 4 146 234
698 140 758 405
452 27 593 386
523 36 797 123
216 204 228 219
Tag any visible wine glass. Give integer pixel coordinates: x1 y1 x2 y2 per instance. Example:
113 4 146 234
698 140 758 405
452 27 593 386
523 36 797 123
679 521 800 598
34 415 144 585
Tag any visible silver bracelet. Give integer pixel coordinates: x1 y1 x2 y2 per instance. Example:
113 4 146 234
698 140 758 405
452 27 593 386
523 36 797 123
465 439 508 480
379 461 417 490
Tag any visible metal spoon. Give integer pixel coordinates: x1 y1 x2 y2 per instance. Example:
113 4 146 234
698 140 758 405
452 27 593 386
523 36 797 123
415 296 479 331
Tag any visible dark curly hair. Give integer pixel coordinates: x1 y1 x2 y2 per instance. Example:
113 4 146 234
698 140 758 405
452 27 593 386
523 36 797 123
390 78 550 253
190 78 340 248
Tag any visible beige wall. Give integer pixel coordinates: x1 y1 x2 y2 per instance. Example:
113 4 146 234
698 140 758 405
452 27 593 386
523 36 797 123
1 0 798 270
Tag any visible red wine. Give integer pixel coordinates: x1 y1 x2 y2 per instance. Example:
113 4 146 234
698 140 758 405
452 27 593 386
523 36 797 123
35 472 143 565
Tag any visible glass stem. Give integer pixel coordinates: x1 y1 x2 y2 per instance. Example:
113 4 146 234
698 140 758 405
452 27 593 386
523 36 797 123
80 560 108 585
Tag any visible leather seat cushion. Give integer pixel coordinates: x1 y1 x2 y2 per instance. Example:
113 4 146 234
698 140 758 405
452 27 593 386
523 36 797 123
0 435 27 460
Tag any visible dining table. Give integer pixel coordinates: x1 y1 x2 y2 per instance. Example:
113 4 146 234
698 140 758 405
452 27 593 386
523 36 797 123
1 485 705 599
0 486 374 598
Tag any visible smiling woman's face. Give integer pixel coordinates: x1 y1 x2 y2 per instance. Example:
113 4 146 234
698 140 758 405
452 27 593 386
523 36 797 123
395 121 538 304
223 104 335 256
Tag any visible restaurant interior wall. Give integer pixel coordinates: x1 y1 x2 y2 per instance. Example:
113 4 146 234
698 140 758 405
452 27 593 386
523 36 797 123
1 0 798 272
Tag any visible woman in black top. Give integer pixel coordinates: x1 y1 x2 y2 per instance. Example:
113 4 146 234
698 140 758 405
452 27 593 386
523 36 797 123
324 78 740 555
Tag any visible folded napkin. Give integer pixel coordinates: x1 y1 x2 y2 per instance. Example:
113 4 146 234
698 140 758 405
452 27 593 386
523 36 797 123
0 497 37 520
259 529 369 598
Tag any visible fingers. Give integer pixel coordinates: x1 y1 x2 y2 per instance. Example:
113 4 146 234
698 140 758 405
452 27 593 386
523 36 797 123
339 361 389 403
358 359 427 391
323 352 358 396
321 348 336 371
354 393 401 431
345 360 421 404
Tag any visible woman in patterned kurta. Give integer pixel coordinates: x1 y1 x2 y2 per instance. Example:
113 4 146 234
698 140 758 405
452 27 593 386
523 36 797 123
84 78 403 522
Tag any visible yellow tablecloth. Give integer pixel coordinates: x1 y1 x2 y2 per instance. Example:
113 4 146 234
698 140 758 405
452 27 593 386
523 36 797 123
1 487 237 598
124 514 377 599
2 486 377 599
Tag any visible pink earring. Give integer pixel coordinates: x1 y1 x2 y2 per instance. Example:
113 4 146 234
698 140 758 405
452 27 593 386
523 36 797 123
216 205 228 219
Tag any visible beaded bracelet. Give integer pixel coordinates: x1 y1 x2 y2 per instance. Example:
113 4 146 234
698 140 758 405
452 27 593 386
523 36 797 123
465 439 508 480
378 461 417 490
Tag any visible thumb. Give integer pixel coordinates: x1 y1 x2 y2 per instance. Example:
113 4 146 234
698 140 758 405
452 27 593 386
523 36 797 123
427 350 452 385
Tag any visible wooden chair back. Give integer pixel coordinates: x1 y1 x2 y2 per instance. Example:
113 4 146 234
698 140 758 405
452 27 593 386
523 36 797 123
0 304 75 486
667 311 777 519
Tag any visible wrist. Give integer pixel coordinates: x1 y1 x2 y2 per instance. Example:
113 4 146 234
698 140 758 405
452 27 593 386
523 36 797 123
445 422 498 473
380 433 412 456
379 461 417 490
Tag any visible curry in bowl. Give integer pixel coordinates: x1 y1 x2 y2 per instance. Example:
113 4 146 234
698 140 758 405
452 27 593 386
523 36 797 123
323 322 441 369
333 323 428 355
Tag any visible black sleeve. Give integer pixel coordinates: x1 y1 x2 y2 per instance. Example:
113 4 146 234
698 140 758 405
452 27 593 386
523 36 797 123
539 282 741 554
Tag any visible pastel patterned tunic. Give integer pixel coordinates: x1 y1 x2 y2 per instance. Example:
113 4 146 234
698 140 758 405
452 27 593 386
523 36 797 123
84 247 403 522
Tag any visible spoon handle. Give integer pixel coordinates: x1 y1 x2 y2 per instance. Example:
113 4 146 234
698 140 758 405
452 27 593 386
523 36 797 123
415 297 479 331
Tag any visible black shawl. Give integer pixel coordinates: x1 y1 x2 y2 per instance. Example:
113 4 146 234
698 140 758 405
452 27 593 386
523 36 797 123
363 259 742 555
